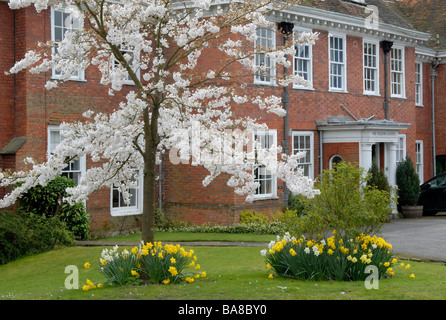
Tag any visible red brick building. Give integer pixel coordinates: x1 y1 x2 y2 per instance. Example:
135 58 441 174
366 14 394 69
1 0 445 233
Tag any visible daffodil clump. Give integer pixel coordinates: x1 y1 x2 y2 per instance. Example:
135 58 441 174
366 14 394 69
262 232 411 281
82 242 205 290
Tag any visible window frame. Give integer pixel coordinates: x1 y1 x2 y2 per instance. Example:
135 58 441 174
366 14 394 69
110 168 144 216
111 44 141 86
291 131 314 179
328 33 347 92
252 129 277 200
390 46 406 98
396 134 407 166
293 27 313 90
416 140 424 183
363 39 380 96
50 6 85 81
47 125 86 185
254 26 276 86
415 62 423 106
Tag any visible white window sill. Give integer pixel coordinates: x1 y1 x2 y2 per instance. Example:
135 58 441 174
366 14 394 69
363 92 381 97
252 195 279 201
110 208 142 217
390 95 407 100
293 85 314 91
329 89 348 94
51 76 87 83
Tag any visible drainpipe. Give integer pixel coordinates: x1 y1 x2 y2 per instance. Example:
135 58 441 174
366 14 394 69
431 58 440 176
278 22 294 205
380 40 393 120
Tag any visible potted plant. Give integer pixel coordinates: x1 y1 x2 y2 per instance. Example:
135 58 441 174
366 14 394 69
396 157 423 218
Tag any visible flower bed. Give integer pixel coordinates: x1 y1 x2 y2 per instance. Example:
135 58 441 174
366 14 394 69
83 242 205 290
262 232 411 281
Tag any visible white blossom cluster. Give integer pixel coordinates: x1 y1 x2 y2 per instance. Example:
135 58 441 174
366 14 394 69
1 0 320 208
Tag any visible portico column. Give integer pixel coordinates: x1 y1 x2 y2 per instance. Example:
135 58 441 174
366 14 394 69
385 142 399 216
361 143 374 173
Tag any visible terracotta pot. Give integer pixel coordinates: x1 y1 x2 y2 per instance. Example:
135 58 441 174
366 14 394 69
401 205 423 218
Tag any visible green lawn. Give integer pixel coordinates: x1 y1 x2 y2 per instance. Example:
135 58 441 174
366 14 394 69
1 234 446 300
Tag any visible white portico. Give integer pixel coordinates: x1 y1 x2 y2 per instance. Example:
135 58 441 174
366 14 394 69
317 118 411 215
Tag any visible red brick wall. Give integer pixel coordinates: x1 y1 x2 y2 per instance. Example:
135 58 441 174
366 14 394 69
0 3 16 152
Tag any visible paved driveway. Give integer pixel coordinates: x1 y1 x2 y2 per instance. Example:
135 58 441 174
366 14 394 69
381 214 446 262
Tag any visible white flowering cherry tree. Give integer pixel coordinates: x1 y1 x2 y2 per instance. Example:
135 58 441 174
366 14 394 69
2 0 319 243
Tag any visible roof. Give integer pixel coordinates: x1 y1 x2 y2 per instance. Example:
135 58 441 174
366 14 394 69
394 0 446 50
299 0 414 30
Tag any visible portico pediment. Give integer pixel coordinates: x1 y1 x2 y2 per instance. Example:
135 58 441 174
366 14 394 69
316 118 411 144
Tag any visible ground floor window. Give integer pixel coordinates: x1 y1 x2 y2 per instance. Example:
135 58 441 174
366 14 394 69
110 169 143 216
396 135 406 166
253 130 277 199
292 131 314 179
329 155 343 169
416 140 424 183
48 125 85 185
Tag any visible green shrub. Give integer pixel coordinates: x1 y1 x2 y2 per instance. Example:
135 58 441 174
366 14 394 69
0 210 75 264
287 193 308 214
396 157 420 207
18 176 90 240
288 162 392 239
367 162 391 193
240 210 269 224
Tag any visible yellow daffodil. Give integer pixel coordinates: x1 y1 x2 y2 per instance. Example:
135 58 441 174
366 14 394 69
405 264 411 270
168 266 178 276
84 262 91 269
131 270 140 277
185 277 194 284
200 271 206 278
163 278 170 285
268 274 273 279
289 248 297 256
170 257 176 264
410 274 415 278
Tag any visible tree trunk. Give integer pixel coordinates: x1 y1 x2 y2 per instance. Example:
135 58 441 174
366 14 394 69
141 101 160 244
141 148 157 244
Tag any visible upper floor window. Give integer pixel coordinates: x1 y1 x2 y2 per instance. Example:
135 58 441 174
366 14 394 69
112 44 140 85
51 6 85 81
292 131 314 179
329 34 346 92
293 28 313 89
254 27 276 85
415 62 423 106
363 41 379 95
390 46 405 98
